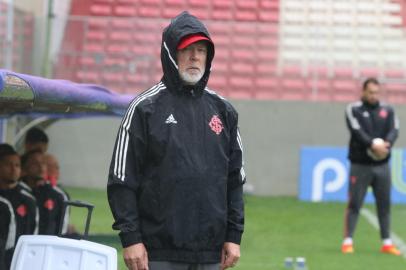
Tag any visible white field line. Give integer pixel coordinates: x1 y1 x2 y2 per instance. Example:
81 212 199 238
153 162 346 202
361 208 406 259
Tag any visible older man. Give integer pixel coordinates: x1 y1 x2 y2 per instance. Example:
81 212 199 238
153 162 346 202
108 11 246 270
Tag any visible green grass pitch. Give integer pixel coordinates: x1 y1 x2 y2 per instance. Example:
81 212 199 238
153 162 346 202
65 187 406 270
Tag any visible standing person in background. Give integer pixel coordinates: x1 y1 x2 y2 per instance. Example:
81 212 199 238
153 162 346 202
24 127 49 154
342 78 400 255
107 11 245 270
0 144 39 268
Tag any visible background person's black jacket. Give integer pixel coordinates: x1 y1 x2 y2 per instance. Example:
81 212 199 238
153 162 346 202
107 11 245 264
346 100 399 164
0 196 15 269
30 181 65 235
0 185 39 236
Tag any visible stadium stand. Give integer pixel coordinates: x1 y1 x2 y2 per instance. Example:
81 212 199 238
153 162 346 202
0 2 34 73
1 0 406 102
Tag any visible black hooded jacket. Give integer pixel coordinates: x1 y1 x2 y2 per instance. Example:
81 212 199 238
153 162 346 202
107 11 245 263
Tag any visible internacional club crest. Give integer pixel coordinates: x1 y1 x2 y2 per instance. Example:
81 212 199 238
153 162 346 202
209 115 223 135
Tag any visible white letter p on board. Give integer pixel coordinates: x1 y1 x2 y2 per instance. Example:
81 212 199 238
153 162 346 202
312 158 346 202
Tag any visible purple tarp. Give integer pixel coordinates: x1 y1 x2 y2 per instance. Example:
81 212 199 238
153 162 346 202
0 69 134 118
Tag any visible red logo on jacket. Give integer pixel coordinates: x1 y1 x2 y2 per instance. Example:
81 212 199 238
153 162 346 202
44 199 55 210
209 115 223 135
16 204 27 217
379 109 388 118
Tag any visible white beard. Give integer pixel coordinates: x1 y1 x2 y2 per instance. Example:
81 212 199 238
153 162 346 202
179 70 204 85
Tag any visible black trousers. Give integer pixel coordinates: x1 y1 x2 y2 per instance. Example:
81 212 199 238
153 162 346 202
344 163 391 239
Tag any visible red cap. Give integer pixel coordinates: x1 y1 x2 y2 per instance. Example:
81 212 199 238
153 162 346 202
177 33 210 50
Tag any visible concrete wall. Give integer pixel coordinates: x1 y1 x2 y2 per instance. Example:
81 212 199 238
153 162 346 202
47 100 406 196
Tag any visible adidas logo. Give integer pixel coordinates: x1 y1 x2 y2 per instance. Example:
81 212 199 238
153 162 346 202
165 114 178 124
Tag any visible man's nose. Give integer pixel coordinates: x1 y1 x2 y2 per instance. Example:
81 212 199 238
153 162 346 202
190 49 198 60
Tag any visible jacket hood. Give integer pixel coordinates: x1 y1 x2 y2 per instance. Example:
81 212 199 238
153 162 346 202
160 11 215 96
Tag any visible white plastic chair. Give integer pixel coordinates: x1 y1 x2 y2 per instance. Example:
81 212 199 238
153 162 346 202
10 235 117 270
10 200 117 270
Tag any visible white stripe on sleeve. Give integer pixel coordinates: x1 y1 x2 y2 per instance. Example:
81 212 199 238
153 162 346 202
114 83 166 181
0 196 16 250
346 102 362 130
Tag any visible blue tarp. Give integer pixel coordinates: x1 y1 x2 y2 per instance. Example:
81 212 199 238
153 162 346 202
0 69 134 118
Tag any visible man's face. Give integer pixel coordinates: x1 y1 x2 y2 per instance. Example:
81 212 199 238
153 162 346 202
362 82 380 105
177 41 207 85
0 154 21 184
24 152 47 179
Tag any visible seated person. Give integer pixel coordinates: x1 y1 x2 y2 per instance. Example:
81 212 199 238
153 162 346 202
0 144 39 268
0 195 14 269
20 150 69 235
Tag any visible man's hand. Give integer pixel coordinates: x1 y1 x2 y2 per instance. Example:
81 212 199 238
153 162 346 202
371 140 389 158
123 243 149 270
221 242 241 270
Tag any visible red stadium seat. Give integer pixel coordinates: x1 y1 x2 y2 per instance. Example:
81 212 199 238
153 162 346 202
385 83 405 93
94 0 114 3
259 0 280 9
257 49 278 61
188 0 208 7
114 5 137 16
84 43 105 53
231 63 255 74
231 49 255 61
76 71 101 83
236 0 257 10
255 76 279 89
163 8 188 18
117 0 138 3
141 0 160 4
109 31 133 42
213 0 233 8
256 62 277 75
331 79 358 101
211 35 231 46
165 0 185 5
232 37 256 48
212 61 229 73
112 19 134 30
90 4 112 16
235 10 258 21
385 69 405 78
88 18 109 30
138 6 161 17
106 43 131 54
334 67 354 78
209 76 228 89
212 9 234 20
86 30 107 42
230 77 254 89
233 23 257 34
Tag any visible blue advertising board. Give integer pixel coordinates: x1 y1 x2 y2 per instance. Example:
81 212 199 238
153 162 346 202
299 147 406 204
